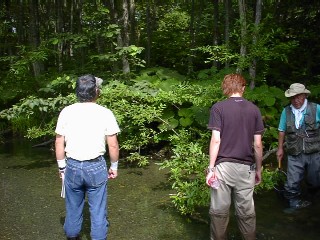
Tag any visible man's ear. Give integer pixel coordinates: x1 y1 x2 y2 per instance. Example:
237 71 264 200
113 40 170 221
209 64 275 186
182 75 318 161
96 88 100 96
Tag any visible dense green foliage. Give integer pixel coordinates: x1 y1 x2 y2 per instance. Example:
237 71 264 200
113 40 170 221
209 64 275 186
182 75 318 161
1 66 303 215
1 0 320 216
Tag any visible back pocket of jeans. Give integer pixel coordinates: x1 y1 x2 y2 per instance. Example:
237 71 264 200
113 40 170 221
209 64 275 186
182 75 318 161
87 164 108 187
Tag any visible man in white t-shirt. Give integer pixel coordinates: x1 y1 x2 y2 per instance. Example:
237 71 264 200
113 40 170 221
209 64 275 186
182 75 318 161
55 74 120 240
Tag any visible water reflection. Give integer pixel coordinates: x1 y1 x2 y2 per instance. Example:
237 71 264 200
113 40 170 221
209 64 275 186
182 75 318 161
0 139 320 239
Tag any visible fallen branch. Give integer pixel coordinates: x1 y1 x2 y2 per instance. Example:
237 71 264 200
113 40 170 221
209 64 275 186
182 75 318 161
32 138 54 148
263 148 278 161
0 129 11 135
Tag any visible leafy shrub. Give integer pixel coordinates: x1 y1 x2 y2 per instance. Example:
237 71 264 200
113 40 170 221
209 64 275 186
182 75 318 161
159 130 211 215
0 67 288 215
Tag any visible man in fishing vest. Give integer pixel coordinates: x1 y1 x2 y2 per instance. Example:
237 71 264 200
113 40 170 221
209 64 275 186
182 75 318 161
277 83 320 209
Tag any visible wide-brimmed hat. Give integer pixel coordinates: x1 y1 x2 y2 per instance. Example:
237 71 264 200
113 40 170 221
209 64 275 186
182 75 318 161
284 83 310 97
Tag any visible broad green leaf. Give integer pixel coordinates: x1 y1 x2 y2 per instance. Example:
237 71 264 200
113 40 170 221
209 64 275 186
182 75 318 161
179 117 193 127
178 108 193 117
263 97 276 106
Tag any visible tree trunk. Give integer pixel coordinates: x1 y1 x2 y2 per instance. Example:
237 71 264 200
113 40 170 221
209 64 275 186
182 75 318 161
109 0 130 75
145 0 152 67
122 0 130 74
73 0 84 68
129 0 136 45
249 0 262 89
16 0 26 44
2 0 13 57
212 0 219 68
28 0 44 77
237 0 247 74
108 0 120 73
224 0 231 68
187 0 195 75
56 0 64 72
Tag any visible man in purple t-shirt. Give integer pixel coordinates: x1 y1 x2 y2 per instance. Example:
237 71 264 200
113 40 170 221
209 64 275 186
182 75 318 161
206 74 264 240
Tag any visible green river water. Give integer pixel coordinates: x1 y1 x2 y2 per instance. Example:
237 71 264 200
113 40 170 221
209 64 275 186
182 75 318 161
1 138 320 240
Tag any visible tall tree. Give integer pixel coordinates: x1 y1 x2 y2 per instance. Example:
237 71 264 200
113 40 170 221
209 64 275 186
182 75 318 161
237 0 247 73
187 0 195 75
212 0 219 68
28 0 44 77
108 0 130 75
224 0 231 68
145 0 152 67
249 0 262 89
129 0 136 45
56 0 64 72
122 0 130 74
108 0 120 73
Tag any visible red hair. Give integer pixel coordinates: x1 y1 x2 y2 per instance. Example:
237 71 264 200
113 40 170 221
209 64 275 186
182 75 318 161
222 74 246 96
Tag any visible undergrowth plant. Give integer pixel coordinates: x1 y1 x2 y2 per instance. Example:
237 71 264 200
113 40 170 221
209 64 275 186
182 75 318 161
158 129 211 215
0 67 287 215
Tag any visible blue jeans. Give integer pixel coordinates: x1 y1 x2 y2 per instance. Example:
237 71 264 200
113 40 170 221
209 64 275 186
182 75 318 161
64 156 109 240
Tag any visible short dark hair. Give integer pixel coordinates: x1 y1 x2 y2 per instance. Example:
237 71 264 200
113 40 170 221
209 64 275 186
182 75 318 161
76 74 98 102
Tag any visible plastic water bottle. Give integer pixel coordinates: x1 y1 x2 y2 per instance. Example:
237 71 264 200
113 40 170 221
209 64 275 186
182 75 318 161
210 177 220 189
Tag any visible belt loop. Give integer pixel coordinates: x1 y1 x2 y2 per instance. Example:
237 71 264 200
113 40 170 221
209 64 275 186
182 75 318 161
250 164 256 171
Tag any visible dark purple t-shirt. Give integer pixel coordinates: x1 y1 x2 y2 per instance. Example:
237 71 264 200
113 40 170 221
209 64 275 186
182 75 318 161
208 97 264 165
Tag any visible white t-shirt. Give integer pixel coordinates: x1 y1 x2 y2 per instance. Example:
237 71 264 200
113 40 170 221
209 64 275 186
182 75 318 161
55 102 120 160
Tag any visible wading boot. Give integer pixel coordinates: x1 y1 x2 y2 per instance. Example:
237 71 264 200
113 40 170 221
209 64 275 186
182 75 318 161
289 199 311 209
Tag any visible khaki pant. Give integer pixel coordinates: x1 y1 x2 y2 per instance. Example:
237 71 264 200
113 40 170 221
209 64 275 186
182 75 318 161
209 162 256 240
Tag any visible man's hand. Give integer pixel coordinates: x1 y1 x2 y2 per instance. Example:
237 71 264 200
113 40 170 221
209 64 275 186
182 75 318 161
57 158 66 179
206 170 215 187
276 147 284 167
108 169 118 179
59 167 66 179
277 131 285 168
255 169 262 185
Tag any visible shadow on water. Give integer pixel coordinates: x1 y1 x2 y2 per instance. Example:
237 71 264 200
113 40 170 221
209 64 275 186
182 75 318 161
1 139 320 240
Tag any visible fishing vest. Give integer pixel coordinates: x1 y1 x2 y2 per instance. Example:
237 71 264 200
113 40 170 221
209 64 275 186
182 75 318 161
285 102 320 155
